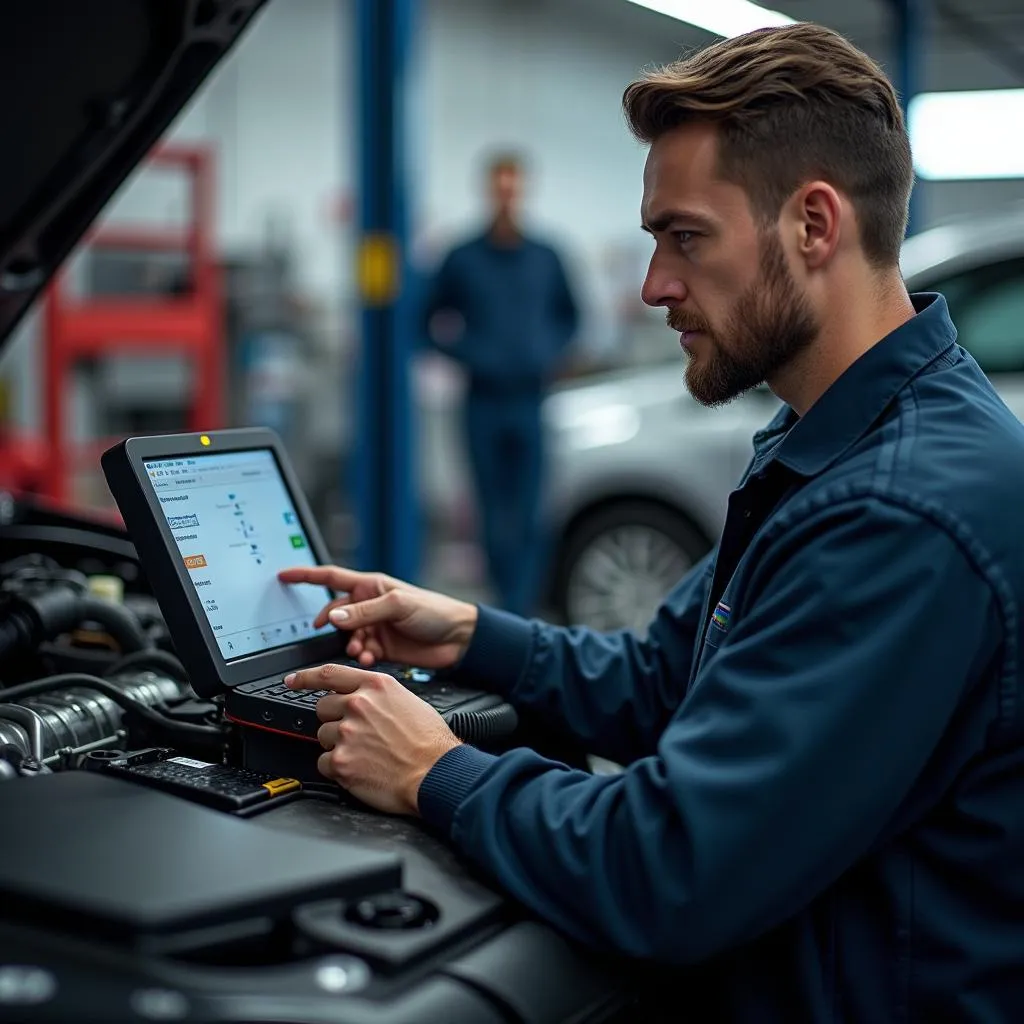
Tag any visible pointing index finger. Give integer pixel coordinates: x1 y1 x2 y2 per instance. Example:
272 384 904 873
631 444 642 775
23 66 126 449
278 565 360 591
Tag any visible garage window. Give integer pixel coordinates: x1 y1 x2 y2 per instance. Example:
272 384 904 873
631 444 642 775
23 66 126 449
929 258 1024 375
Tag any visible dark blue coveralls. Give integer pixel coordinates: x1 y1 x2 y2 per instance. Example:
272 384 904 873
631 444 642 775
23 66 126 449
424 233 579 615
419 295 1024 1021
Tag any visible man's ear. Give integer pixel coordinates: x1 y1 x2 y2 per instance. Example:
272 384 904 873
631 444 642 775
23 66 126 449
789 181 843 271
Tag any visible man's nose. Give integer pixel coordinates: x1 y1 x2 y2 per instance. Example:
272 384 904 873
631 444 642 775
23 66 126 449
641 256 687 308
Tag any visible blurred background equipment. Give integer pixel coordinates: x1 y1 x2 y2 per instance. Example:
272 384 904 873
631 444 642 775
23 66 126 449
41 145 225 509
224 213 318 481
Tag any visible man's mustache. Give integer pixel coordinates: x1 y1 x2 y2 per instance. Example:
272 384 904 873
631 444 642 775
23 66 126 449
666 309 711 335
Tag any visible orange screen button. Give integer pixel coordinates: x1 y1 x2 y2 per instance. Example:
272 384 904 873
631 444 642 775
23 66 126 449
184 554 208 570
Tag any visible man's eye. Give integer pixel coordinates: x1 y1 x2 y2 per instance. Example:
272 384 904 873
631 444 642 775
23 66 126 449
674 231 697 246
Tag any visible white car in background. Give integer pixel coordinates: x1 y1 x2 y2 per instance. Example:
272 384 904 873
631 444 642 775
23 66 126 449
420 205 1024 632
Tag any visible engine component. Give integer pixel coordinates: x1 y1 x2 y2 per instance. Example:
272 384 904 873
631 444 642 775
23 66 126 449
107 648 189 684
85 574 124 605
0 743 51 779
0 671 188 766
0 543 224 767
0 577 149 661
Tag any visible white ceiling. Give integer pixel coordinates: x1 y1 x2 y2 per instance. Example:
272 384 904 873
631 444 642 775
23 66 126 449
554 0 1024 91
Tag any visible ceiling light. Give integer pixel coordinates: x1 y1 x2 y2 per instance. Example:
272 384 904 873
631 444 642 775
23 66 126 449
625 0 795 38
909 90 1024 180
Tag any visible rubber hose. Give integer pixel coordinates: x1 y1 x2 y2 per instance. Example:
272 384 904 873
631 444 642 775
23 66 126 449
446 703 519 746
76 596 149 653
105 648 188 684
0 611 33 661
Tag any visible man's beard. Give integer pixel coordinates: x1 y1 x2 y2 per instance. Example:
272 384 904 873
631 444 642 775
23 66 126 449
667 230 819 407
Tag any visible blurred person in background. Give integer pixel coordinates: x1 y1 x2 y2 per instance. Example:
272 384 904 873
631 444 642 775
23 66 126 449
284 22 1024 1023
423 153 579 616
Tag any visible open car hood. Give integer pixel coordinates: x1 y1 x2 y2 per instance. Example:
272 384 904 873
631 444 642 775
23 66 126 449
0 0 267 348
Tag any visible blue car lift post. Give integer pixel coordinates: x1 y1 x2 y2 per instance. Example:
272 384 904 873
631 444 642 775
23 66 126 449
350 0 420 581
891 0 925 235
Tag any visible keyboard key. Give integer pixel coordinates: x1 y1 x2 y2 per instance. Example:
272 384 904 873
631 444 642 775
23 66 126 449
234 681 270 694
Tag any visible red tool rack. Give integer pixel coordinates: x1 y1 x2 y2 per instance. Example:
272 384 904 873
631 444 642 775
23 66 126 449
37 144 225 507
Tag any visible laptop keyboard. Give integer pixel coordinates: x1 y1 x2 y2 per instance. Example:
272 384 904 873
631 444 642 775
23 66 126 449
233 661 479 714
247 679 327 707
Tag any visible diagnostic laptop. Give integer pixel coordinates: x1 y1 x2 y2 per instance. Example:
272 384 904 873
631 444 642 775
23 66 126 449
102 428 505 744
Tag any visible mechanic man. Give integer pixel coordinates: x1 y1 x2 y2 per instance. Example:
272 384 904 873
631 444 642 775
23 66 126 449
281 23 1024 1021
422 152 579 617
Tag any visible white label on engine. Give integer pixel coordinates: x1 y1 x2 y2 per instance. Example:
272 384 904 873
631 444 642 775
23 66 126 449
168 756 214 769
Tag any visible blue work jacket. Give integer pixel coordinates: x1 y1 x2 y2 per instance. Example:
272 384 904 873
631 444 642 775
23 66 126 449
419 294 1024 1022
422 233 578 393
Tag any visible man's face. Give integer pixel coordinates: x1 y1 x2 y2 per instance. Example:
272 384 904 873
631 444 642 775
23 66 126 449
490 166 522 218
640 123 819 406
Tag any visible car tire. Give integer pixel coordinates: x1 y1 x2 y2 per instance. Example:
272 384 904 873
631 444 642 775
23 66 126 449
554 501 710 634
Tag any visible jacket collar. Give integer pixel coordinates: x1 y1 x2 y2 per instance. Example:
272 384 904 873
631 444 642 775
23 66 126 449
751 293 957 477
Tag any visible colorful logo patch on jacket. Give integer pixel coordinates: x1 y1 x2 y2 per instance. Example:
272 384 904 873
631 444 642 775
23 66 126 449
711 601 731 630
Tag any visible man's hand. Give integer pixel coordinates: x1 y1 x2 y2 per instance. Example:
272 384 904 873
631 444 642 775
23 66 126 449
278 565 478 671
286 663 462 815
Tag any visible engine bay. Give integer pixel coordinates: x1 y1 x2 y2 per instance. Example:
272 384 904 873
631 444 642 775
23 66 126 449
0 492 228 778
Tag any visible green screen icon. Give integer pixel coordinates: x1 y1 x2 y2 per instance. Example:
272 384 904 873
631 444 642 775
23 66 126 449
289 534 306 549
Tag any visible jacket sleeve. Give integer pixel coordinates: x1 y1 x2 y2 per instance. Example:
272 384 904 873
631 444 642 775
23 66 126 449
549 248 579 357
420 497 1002 964
421 250 468 361
448 550 716 765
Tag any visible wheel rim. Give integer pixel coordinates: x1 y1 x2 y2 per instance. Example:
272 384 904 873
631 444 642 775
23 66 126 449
565 524 695 633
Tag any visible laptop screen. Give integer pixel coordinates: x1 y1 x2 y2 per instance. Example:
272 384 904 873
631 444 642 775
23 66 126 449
143 449 334 662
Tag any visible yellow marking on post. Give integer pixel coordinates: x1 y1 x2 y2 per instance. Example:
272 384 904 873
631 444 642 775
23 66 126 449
358 234 400 306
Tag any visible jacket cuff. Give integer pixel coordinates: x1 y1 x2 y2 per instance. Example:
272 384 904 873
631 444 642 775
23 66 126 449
449 605 535 697
417 744 498 836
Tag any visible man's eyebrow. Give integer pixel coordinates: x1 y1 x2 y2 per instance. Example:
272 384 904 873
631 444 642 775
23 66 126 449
641 210 715 234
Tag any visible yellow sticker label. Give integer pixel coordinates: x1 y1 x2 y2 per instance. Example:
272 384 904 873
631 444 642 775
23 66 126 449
262 778 301 796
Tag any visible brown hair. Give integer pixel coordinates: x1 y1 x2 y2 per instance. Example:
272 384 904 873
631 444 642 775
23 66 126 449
623 23 913 268
486 151 526 178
